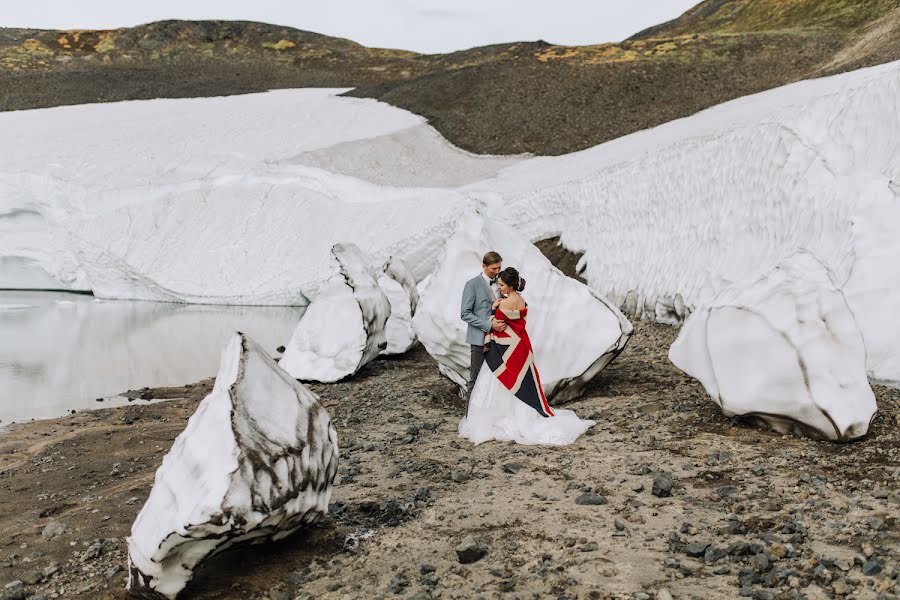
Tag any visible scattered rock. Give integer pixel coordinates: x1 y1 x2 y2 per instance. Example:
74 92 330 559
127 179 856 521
502 463 523 474
575 493 608 506
40 522 65 540
861 559 882 576
652 472 673 497
684 542 710 558
455 535 487 564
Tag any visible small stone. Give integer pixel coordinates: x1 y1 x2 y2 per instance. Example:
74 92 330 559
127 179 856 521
684 542 710 558
832 580 849 596
276 345 286 353
635 593 650 600
575 493 607 506
502 463 523 474
652 472 673 498
40 563 59 578
631 482 644 493
104 565 122 578
40 522 65 540
704 545 726 564
80 543 102 562
739 587 753 597
420 564 435 574
450 470 469 483
861 559 882 576
125 497 141 505
3 582 22 591
455 535 486 564
866 516 884 530
614 518 626 531
752 590 774 600
579 542 598 552
750 553 771 573
656 589 674 600
269 590 291 600
861 543 874 558
20 571 41 585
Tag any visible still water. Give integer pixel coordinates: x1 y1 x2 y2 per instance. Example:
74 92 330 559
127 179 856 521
0 291 304 425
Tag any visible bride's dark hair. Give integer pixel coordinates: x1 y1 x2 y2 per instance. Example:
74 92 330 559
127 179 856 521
499 267 526 292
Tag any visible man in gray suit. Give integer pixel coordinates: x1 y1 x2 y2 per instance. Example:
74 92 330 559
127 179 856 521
460 251 507 402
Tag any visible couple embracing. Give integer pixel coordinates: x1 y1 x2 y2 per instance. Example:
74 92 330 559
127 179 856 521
458 251 595 446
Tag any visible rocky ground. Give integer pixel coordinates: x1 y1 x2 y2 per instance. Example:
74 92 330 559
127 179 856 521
0 321 897 600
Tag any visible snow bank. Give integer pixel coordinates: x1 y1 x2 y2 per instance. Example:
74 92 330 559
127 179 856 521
413 211 632 401
378 256 420 355
669 251 876 440
0 89 504 293
474 60 900 384
279 244 391 382
66 172 468 304
127 332 338 599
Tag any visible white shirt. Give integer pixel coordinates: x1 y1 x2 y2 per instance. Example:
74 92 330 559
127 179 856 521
482 272 499 300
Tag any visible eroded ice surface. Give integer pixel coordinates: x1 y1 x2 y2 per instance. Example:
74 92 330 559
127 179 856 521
0 291 302 424
279 244 391 382
472 60 900 384
668 251 877 440
413 211 632 401
127 333 338 599
379 256 419 355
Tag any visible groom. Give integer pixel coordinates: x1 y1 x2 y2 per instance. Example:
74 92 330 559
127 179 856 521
460 251 507 402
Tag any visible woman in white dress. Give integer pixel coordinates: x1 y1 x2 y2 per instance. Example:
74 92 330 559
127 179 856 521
459 267 595 446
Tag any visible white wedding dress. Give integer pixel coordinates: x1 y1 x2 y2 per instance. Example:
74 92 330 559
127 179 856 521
459 363 596 446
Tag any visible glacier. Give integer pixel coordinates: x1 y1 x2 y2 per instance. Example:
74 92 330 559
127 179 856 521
0 88 510 295
471 60 900 385
127 332 338 599
668 251 877 441
278 243 391 382
4 60 900 385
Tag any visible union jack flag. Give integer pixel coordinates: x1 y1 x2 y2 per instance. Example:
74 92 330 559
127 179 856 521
484 307 554 417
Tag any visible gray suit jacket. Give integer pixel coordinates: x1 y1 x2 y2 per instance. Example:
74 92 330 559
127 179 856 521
460 274 495 346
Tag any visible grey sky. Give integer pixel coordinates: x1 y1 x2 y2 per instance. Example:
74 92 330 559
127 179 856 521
0 1 699 54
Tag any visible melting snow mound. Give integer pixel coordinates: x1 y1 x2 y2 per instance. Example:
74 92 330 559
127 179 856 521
669 251 877 441
378 256 420 355
279 243 391 382
413 211 632 401
126 332 339 599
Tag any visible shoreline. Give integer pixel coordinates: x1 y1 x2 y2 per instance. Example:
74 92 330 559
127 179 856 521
0 322 897 599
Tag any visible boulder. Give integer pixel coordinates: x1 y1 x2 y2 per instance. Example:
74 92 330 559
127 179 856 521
413 211 632 401
280 243 391 381
378 256 419 355
669 251 876 440
127 332 338 599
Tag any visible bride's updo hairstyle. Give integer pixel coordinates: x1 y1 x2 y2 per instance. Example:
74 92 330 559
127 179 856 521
499 267 526 292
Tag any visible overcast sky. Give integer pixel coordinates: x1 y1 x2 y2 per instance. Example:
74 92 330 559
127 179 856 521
0 1 699 54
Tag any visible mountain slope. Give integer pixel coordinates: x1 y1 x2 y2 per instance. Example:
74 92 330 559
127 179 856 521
1 1 899 155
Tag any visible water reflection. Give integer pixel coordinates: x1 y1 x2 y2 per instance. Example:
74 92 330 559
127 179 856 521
0 292 304 424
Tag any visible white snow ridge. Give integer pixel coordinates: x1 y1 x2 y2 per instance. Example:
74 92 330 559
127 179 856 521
669 251 877 441
478 59 900 385
126 332 339 599
279 244 392 382
413 211 632 401
378 256 420 355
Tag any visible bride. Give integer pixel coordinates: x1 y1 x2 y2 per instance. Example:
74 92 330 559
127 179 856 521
459 267 595 445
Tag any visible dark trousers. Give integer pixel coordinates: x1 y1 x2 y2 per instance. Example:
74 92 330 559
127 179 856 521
467 344 485 408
